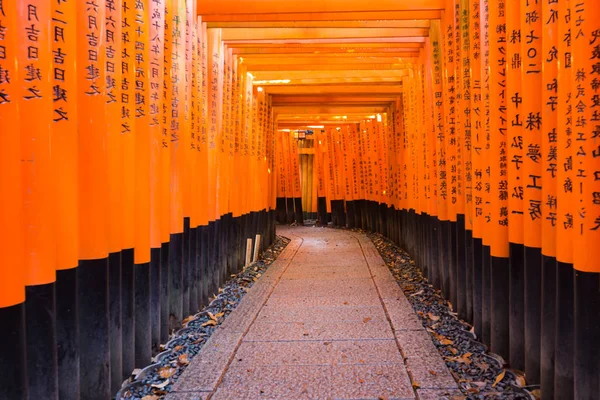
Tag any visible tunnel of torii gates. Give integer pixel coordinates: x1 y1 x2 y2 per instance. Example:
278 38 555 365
0 0 599 399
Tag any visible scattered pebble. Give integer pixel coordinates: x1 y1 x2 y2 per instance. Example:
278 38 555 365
115 236 291 400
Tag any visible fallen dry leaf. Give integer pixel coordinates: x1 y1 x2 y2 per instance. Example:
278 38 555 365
208 312 217 322
215 312 225 318
363 317 372 323
142 395 160 400
151 379 170 389
178 354 190 365
174 345 184 352
202 320 217 327
429 370 437 375
508 369 527 387
378 396 390 400
492 370 506 387
411 382 421 389
530 389 541 399
181 316 196 325
158 366 176 379
428 312 440 321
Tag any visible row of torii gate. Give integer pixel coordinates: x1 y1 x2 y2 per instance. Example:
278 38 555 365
0 0 598 399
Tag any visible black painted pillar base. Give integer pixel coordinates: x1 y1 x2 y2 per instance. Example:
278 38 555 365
490 255 510 360
276 197 287 224
150 247 162 353
440 221 451 300
78 258 110 400
229 214 238 273
540 254 556 399
431 217 441 290
481 244 491 347
449 220 458 311
198 226 208 308
240 214 249 268
554 261 574 399
219 215 227 284
134 262 151 367
524 246 542 384
339 201 347 228
456 215 467 321
509 242 525 371
355 200 363 230
190 226 202 314
169 232 184 332
259 210 267 252
0 303 27 400
56 267 79 400
26 283 58 400
294 197 304 225
271 210 276 240
378 204 387 236
346 200 356 228
212 219 221 296
182 217 191 320
330 200 339 227
574 271 600 400
317 197 327 226
159 243 170 344
121 248 135 378
286 198 295 224
108 251 122 396
465 229 474 324
472 238 483 341
233 215 242 272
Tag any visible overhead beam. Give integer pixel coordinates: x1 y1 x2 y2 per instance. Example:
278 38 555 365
273 105 389 114
273 101 394 108
251 69 409 81
239 51 419 58
264 84 403 94
220 27 429 40
197 0 445 14
242 57 416 65
230 42 423 49
271 95 399 104
207 20 430 28
231 46 421 55
199 10 442 22
247 63 413 71
253 77 407 85
225 37 426 45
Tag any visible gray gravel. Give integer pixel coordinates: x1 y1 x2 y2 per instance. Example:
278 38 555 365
366 231 538 400
115 235 291 400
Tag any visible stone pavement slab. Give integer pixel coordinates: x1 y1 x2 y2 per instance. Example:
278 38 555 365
169 227 458 400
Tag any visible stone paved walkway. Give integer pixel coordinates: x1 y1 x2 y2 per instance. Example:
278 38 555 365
166 227 459 400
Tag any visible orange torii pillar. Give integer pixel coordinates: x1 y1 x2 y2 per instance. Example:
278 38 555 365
554 0 575 396
315 129 329 226
0 0 26 398
572 1 600 398
148 0 166 357
120 0 138 384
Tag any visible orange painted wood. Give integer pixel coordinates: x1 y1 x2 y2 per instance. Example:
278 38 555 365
0 0 25 306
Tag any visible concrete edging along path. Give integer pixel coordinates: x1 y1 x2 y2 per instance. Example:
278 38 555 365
166 227 459 400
